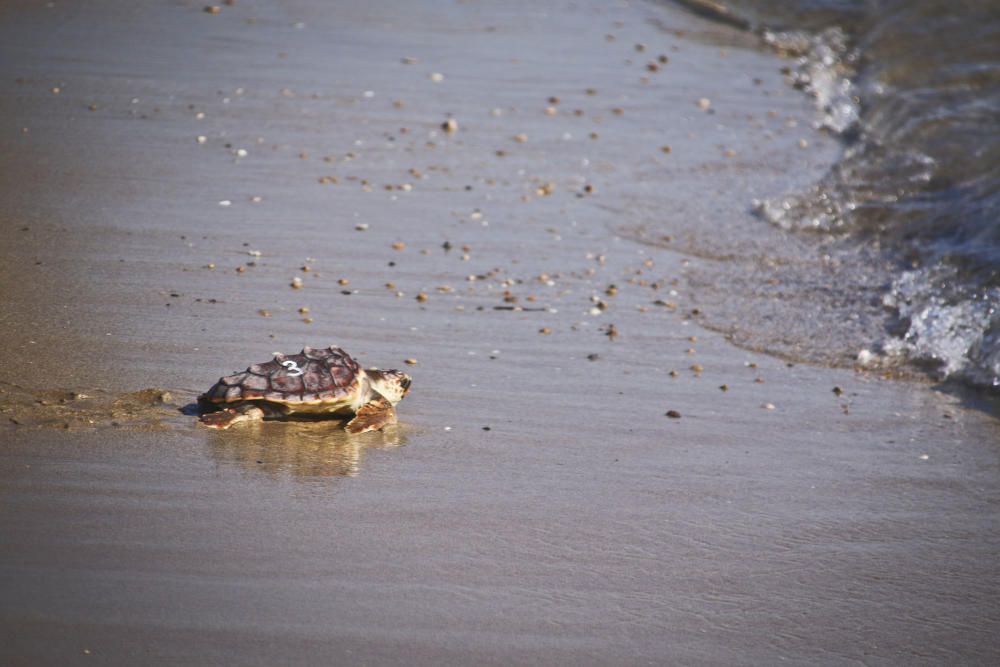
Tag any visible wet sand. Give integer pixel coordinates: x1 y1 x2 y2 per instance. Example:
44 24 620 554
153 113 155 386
2 1 999 664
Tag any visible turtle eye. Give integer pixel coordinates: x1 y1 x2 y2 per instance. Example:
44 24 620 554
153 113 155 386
400 377 412 391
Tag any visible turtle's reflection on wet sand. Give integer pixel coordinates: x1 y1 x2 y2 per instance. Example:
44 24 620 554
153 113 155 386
205 420 407 479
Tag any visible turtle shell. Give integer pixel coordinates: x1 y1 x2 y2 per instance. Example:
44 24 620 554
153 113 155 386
200 346 362 407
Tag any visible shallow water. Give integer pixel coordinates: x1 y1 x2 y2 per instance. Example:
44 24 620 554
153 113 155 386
2 0 999 664
672 0 1000 390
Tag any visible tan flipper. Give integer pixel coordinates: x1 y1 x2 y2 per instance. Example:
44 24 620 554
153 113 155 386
199 403 266 429
345 396 397 434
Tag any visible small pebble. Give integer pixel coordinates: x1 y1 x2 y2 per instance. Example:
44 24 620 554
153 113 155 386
404 358 418 365
539 327 552 335
290 277 303 289
697 97 711 110
665 410 681 419
762 403 776 410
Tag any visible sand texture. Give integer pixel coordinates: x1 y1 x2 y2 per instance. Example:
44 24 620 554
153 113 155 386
1 1 998 664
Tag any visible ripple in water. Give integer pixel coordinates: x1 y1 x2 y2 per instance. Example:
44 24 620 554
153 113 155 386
687 0 1000 390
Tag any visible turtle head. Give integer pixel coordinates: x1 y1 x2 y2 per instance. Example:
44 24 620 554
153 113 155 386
366 368 412 405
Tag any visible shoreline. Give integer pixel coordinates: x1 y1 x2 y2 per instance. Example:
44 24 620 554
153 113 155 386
2 1 999 664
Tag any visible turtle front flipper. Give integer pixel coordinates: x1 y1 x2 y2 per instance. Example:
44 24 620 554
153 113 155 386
345 396 397 434
200 402 266 429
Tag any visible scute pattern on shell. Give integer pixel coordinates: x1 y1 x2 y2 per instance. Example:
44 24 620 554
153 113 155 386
201 346 362 406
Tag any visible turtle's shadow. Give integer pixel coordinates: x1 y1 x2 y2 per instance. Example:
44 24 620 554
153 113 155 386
180 402 201 417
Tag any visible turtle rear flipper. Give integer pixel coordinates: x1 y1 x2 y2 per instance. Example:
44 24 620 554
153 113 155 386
345 396 396 434
200 403 266 429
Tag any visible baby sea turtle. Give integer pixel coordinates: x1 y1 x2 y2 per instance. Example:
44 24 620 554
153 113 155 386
198 346 411 433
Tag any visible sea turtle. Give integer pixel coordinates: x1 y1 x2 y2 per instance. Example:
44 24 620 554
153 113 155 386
198 346 411 433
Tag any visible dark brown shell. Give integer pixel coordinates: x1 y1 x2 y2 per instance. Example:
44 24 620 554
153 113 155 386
199 346 362 406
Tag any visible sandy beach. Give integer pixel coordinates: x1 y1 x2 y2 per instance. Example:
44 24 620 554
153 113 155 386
1 0 999 664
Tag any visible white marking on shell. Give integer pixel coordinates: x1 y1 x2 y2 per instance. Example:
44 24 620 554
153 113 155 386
281 360 304 377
